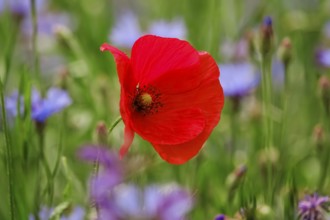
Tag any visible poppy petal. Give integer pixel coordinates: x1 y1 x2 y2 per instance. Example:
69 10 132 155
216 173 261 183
119 125 135 158
100 43 135 91
130 35 200 91
131 108 205 145
151 52 224 164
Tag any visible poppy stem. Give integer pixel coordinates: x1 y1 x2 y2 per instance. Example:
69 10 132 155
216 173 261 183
30 0 41 88
108 116 122 134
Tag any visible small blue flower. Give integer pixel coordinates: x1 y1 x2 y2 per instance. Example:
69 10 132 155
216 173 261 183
21 12 72 41
80 146 193 220
214 214 226 220
108 183 194 220
5 87 72 123
316 49 330 68
78 146 123 206
31 88 72 122
298 193 329 220
148 19 186 39
263 16 273 27
0 0 45 17
109 11 143 48
219 62 260 97
109 11 187 48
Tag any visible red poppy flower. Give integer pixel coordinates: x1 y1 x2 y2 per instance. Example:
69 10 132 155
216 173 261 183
101 35 224 164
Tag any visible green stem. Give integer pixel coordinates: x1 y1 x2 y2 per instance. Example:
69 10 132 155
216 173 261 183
229 98 239 165
0 81 15 220
30 0 40 85
37 126 54 205
108 116 122 134
260 57 274 203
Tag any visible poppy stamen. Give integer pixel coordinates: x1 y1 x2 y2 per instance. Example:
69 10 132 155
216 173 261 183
132 84 162 115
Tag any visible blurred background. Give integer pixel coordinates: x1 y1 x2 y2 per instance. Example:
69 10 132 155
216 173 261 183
1 0 330 219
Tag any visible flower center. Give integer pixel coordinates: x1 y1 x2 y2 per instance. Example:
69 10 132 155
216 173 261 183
141 93 152 106
132 84 162 115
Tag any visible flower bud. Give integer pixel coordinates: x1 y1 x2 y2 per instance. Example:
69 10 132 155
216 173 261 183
260 16 274 58
277 37 292 68
313 124 324 150
95 121 108 145
318 75 330 115
258 147 279 178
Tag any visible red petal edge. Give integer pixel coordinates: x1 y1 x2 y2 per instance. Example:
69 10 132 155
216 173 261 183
119 126 135 159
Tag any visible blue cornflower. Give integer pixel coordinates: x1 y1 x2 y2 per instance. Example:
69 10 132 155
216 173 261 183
214 214 226 220
298 193 329 220
109 11 143 48
0 0 45 17
316 49 330 68
219 62 260 97
109 11 187 48
21 13 72 38
98 183 193 220
79 145 123 205
5 87 72 123
148 19 186 39
79 146 193 220
29 206 85 220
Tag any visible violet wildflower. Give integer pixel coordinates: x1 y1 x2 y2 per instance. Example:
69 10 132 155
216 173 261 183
219 62 260 97
109 11 187 48
5 87 72 123
29 206 85 220
148 19 187 39
316 49 330 68
109 11 143 48
298 193 330 220
220 39 249 61
214 214 226 220
80 146 193 220
0 0 45 17
104 183 194 220
78 146 123 205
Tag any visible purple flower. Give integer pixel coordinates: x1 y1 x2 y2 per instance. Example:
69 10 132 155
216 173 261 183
109 11 186 48
105 183 193 220
109 11 143 48
5 87 72 123
316 49 330 68
0 0 45 17
298 193 329 220
214 214 226 220
148 19 186 39
220 39 249 61
29 206 85 220
263 16 272 27
80 147 193 220
78 146 123 206
219 62 260 97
